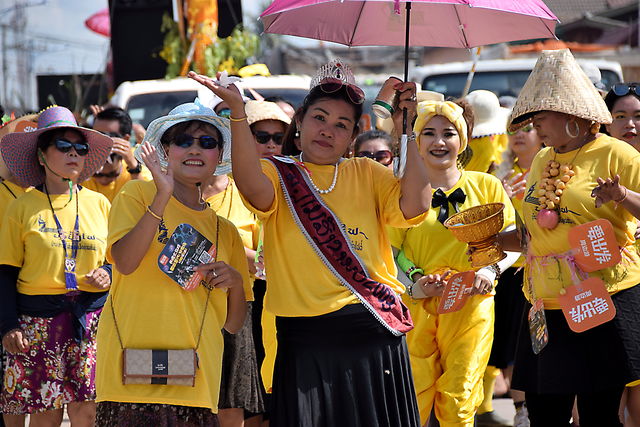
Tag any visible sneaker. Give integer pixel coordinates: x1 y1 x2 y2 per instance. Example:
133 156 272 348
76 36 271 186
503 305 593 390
514 405 530 427
475 411 513 426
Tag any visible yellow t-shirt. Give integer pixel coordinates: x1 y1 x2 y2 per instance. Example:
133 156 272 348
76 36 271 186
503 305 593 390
0 187 110 295
465 134 509 173
0 180 28 220
389 171 516 278
206 177 259 301
96 180 249 411
522 135 640 309
82 158 152 202
240 157 427 317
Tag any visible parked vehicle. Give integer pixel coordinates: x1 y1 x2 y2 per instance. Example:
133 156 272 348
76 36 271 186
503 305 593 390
410 57 623 99
109 75 311 127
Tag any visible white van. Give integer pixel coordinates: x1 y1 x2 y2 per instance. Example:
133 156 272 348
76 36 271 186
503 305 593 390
109 75 311 127
410 57 623 99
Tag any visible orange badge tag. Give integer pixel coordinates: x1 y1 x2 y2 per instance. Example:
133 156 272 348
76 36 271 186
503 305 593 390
568 219 620 273
437 271 475 314
14 121 38 133
558 277 616 333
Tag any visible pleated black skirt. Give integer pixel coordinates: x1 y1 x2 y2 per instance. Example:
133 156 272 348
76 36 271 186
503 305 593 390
270 303 420 427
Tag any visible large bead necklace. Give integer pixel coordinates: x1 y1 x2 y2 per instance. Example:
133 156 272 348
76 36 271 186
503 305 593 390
535 145 583 229
299 152 339 194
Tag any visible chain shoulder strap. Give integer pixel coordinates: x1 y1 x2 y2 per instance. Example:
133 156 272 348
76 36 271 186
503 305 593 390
110 216 220 351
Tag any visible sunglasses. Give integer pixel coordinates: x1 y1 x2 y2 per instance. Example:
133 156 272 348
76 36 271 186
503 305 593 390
356 149 393 166
612 83 640 97
253 130 284 145
173 134 221 150
94 170 121 179
507 123 534 136
317 77 365 105
52 139 89 156
217 108 232 119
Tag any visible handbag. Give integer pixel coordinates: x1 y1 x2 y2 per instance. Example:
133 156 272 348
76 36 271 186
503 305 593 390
110 218 219 387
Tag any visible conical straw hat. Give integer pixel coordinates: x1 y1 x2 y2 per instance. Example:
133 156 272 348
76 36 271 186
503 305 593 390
508 49 612 132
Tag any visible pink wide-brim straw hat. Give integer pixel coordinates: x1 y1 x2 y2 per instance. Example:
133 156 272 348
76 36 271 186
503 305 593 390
1 106 113 187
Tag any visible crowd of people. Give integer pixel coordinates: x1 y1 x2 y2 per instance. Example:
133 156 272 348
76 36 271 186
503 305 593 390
0 48 639 427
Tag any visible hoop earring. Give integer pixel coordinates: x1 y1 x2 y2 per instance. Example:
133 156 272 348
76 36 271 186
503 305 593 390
565 120 580 139
590 122 600 135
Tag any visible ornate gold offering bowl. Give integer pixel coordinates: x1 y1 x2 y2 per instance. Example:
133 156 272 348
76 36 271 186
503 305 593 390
444 203 506 268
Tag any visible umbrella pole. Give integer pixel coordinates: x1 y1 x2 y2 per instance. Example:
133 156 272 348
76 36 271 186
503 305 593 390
396 1 411 179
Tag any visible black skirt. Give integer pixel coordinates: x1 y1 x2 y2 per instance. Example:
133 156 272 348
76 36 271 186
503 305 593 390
512 283 640 394
488 267 527 368
270 304 420 427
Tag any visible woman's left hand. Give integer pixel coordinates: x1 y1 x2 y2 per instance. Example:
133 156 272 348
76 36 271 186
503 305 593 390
196 261 243 290
591 175 626 208
392 81 418 136
469 272 493 295
85 267 111 290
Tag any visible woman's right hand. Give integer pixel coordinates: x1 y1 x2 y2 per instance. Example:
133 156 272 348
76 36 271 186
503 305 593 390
502 171 526 199
139 141 173 198
2 328 29 354
187 71 246 115
415 270 452 297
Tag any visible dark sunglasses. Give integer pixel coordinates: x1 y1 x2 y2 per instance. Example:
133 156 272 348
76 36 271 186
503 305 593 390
507 123 534 136
356 149 393 165
94 170 121 179
173 134 221 150
318 77 365 105
52 139 89 156
612 83 640 97
253 130 284 145
216 108 232 119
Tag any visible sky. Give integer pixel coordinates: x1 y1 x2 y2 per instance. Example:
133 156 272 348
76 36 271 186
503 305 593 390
0 0 310 111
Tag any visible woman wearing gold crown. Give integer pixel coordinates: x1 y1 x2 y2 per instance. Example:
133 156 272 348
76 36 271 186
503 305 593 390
189 59 430 426
495 49 640 426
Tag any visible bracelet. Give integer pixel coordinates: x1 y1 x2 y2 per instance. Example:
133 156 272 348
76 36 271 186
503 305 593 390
488 263 501 281
407 266 424 281
614 186 628 207
127 163 142 174
229 115 247 122
146 205 162 221
406 282 415 298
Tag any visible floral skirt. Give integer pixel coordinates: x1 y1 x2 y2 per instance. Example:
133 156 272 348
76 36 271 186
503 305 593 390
0 310 101 415
96 402 219 427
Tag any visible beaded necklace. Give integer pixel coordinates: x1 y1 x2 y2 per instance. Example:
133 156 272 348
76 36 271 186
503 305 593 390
535 144 584 229
299 152 339 194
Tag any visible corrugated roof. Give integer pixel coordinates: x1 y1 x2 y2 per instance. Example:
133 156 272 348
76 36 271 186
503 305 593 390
543 0 636 23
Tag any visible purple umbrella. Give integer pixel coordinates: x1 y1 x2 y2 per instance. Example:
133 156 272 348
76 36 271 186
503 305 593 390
260 0 558 176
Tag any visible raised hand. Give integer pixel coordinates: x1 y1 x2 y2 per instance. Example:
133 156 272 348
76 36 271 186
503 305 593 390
111 137 137 169
187 71 246 113
502 171 527 199
139 141 173 198
591 175 626 208
392 81 418 136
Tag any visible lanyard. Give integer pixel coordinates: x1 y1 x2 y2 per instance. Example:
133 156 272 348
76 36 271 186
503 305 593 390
44 184 80 290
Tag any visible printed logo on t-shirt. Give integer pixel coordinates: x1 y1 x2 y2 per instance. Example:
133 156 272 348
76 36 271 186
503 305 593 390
341 223 369 251
36 215 103 251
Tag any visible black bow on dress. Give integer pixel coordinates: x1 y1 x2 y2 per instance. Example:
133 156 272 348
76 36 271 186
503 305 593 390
432 188 467 224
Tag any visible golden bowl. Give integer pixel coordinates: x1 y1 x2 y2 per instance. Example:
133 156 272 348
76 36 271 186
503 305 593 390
444 203 506 268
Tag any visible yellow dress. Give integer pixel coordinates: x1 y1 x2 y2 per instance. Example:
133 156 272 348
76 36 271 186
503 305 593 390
389 171 515 426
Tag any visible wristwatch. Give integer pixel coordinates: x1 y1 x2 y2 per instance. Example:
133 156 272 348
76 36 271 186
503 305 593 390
127 162 142 174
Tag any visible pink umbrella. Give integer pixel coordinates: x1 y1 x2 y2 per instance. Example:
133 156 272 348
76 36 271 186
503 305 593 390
260 0 558 176
85 8 110 38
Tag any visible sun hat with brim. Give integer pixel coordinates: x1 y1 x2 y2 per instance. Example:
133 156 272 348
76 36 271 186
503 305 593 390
0 106 113 187
466 90 510 138
0 113 38 140
245 100 291 127
134 98 232 176
508 49 612 133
